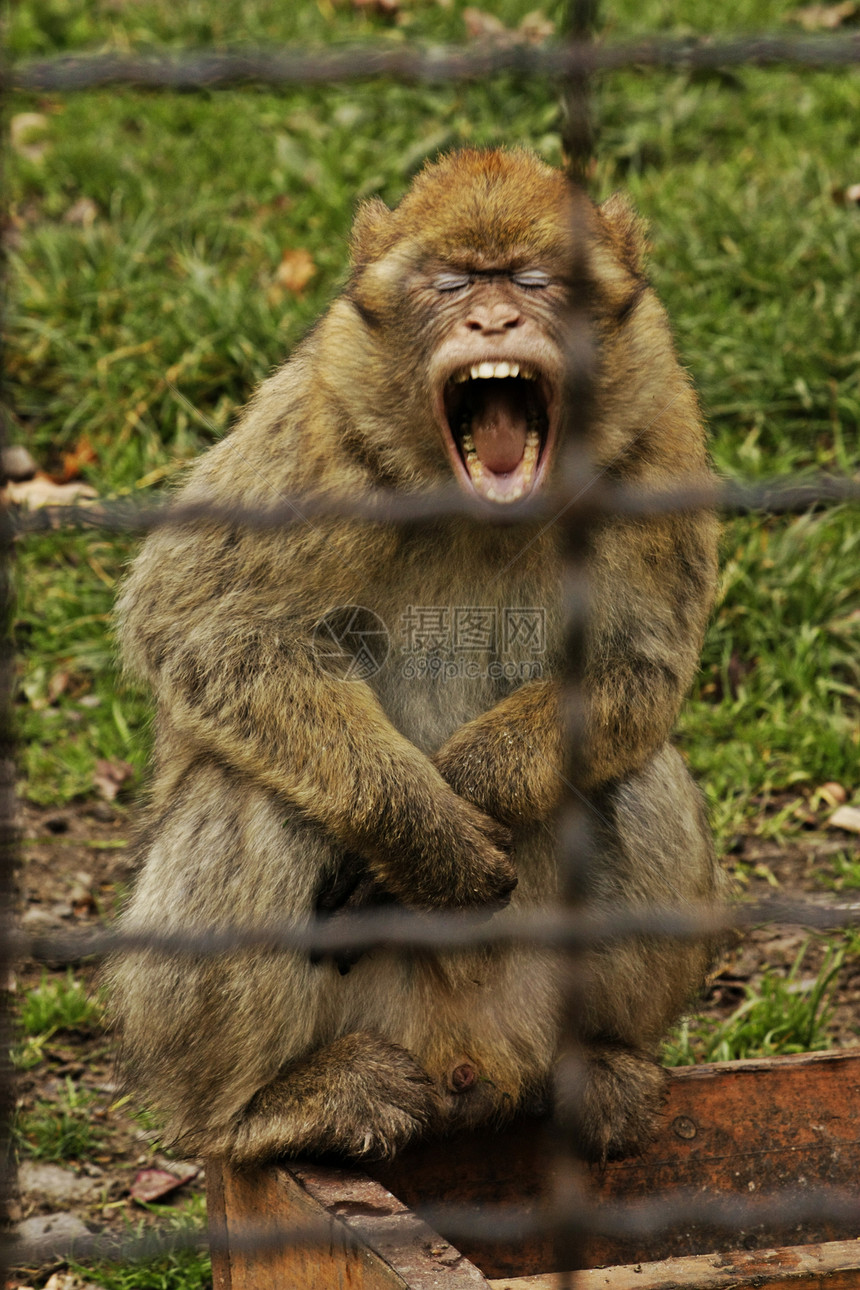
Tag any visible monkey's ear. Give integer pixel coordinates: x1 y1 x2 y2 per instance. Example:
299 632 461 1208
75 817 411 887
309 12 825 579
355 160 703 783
598 193 648 276
350 198 394 267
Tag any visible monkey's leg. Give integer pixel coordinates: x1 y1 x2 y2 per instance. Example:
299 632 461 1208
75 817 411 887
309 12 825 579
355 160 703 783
563 745 725 1163
558 1042 668 1165
228 1032 441 1165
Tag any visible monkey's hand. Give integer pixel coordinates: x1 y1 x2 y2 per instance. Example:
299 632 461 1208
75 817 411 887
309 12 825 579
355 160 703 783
364 787 516 911
433 680 563 827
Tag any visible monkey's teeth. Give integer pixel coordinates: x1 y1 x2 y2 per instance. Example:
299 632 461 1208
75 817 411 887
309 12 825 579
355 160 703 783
462 363 534 381
462 429 539 502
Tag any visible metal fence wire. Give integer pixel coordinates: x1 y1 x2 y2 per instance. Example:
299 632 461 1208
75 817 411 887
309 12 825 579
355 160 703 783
3 7 860 1288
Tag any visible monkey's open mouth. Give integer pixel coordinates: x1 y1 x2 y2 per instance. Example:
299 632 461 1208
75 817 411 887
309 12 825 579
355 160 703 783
441 364 553 504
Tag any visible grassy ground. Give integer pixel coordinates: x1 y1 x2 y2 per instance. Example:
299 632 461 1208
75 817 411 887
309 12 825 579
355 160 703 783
7 0 860 1286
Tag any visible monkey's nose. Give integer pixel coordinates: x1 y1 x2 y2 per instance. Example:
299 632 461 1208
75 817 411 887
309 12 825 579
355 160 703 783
464 305 523 335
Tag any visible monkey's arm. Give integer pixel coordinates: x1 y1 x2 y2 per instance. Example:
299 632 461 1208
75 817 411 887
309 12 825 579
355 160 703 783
128 608 514 910
432 681 563 827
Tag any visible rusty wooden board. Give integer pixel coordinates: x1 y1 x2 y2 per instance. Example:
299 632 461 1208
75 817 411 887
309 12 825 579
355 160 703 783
369 1050 860 1276
489 1239 860 1289
208 1157 492 1290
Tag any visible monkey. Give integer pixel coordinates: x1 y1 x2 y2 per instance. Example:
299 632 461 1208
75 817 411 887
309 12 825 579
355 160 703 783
108 147 725 1168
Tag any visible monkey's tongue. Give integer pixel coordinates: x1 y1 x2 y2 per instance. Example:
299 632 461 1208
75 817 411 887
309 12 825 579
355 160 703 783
469 389 527 474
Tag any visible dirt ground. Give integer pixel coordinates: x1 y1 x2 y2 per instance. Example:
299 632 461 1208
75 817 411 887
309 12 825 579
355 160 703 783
8 797 860 1286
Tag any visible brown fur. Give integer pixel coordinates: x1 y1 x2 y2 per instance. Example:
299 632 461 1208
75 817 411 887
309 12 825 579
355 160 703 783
108 148 724 1165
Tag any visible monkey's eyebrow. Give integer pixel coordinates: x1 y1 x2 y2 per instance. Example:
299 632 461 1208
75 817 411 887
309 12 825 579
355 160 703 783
428 261 547 280
488 388 685 588
167 383 369 585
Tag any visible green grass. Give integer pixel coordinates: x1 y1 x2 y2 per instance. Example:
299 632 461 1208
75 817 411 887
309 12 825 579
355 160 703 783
15 970 104 1070
664 940 846 1066
20 969 102 1036
16 1076 102 1161
817 850 860 892
70 1196 212 1290
9 0 859 824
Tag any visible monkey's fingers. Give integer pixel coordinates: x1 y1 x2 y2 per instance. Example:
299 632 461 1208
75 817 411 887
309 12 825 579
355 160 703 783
311 871 398 972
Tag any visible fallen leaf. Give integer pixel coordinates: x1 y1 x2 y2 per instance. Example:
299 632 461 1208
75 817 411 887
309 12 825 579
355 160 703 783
47 670 71 704
817 782 848 808
463 7 552 43
130 1164 199 1204
786 0 858 27
10 112 50 162
70 871 96 915
463 6 509 40
63 197 98 227
93 759 135 801
352 0 400 12
44 1273 108 1290
56 434 98 483
4 474 98 509
519 9 555 42
274 248 317 295
829 805 860 834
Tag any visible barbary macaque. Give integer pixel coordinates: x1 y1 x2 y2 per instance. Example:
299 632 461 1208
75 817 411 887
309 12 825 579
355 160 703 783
110 148 724 1166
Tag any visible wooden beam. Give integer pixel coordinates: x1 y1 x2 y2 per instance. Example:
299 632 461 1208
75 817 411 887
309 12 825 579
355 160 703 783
488 1239 860 1289
208 1157 492 1289
209 1051 860 1286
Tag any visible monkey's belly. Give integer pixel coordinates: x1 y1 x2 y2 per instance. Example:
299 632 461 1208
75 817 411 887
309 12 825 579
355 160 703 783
326 939 562 1108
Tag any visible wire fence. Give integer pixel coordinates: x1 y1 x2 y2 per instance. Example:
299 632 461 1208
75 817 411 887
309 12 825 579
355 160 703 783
4 8 860 1287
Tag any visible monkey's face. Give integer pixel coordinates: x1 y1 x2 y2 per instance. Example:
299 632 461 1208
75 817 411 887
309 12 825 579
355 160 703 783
345 149 637 502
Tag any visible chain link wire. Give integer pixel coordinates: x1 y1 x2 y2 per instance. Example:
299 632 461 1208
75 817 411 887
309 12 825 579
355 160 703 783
3 11 860 1282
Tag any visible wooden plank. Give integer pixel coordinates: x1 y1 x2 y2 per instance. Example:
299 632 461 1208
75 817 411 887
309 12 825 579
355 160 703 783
487 1239 860 1289
370 1050 860 1277
584 1050 860 1269
209 1156 492 1290
206 1160 233 1290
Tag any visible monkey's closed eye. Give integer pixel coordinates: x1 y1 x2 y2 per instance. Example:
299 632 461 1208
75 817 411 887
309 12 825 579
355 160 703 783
512 270 552 290
433 272 472 293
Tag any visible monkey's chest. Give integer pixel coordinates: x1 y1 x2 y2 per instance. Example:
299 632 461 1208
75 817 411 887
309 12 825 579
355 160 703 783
368 600 557 753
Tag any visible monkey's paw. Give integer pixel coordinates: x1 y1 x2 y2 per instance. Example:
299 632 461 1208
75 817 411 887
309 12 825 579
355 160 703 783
230 1032 440 1164
558 1045 668 1166
413 794 517 911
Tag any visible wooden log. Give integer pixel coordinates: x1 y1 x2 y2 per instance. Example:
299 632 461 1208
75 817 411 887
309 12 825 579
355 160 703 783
208 1158 492 1289
489 1239 860 1289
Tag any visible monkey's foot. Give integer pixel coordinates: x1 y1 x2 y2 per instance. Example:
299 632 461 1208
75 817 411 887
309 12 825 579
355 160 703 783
560 1045 668 1166
228 1032 440 1165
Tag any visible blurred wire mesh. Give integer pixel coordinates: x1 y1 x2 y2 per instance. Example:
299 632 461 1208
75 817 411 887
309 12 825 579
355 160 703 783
2 12 860 1285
